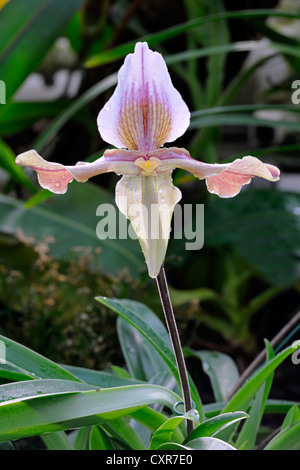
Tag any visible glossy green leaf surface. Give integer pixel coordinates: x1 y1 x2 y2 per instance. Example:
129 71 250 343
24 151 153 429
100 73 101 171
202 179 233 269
265 422 300 450
0 378 95 404
184 412 248 443
223 342 300 414
158 436 236 450
184 348 239 402
234 341 275 449
149 416 187 450
102 417 146 450
89 426 115 450
63 365 145 388
117 316 176 391
96 297 203 418
0 381 180 442
0 334 81 382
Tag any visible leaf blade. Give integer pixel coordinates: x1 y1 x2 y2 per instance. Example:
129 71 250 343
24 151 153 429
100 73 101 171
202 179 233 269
0 0 86 99
0 381 180 442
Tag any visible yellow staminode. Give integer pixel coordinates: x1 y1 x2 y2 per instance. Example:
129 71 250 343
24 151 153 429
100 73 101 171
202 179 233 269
134 157 162 176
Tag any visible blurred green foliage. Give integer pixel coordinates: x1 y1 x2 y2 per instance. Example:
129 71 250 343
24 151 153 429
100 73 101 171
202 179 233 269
0 0 300 368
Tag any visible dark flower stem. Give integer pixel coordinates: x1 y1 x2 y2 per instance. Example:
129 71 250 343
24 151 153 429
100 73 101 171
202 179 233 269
156 265 194 435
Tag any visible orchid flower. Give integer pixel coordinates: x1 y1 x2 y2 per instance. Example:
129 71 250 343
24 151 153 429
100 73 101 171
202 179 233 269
16 42 280 279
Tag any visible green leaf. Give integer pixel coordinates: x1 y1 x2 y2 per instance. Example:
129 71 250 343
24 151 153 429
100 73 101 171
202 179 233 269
84 9 300 67
73 426 91 450
191 103 300 119
204 1 230 108
205 190 300 286
0 379 96 404
165 41 300 65
96 297 203 419
156 442 191 450
234 340 275 449
222 341 300 415
0 139 36 193
264 421 300 450
23 189 53 209
0 182 144 277
186 437 236 450
184 348 239 402
117 316 176 388
0 365 31 383
63 365 145 388
110 365 131 379
158 437 236 450
117 317 158 382
129 406 184 449
184 412 248 443
0 334 81 382
102 417 146 450
149 416 187 450
190 112 300 132
0 441 15 450
0 0 86 100
89 426 115 450
169 286 220 307
129 406 177 433
41 431 73 450
0 381 180 442
281 405 300 430
204 399 300 419
0 101 69 136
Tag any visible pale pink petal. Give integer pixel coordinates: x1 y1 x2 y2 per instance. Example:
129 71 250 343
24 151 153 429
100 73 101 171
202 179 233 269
205 157 280 197
15 150 74 194
15 149 139 194
150 150 280 197
97 42 190 152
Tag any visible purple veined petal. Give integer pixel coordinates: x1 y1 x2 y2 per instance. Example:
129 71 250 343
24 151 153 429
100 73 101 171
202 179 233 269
97 42 190 152
152 149 280 197
15 149 140 194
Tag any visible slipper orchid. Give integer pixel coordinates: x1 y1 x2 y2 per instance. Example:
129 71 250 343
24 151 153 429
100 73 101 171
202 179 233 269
16 42 280 278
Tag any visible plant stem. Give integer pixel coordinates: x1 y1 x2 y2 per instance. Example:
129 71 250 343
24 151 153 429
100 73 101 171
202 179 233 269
156 265 194 435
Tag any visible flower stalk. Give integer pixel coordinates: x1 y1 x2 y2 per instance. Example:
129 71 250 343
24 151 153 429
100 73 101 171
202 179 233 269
156 265 194 435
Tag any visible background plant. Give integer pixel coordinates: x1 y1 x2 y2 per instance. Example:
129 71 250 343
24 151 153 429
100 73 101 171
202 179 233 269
0 0 300 450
